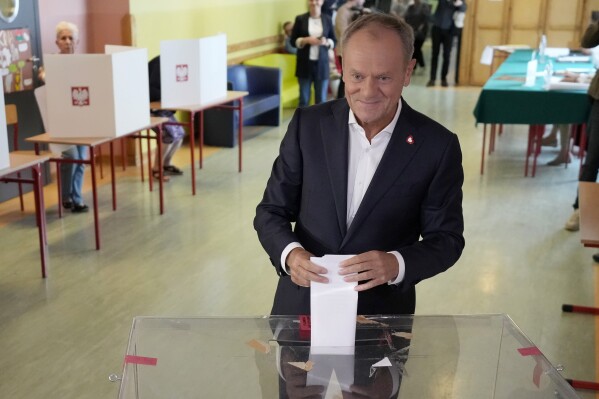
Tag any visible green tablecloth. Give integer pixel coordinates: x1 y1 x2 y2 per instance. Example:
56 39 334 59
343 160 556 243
473 49 593 125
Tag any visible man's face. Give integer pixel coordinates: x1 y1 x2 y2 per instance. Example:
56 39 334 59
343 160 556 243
56 29 77 54
343 26 415 136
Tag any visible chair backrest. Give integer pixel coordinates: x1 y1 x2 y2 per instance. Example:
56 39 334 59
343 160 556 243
5 103 18 149
5 104 17 126
227 65 249 92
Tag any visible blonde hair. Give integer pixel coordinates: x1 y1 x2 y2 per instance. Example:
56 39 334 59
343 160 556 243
55 21 79 41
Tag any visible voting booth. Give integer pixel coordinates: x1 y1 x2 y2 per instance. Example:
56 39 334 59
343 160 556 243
159 34 227 107
0 84 9 169
43 46 150 138
116 315 579 398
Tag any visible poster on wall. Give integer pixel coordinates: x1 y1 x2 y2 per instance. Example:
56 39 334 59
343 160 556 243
0 28 33 93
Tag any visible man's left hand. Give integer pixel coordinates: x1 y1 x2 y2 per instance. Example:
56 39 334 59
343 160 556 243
339 251 399 291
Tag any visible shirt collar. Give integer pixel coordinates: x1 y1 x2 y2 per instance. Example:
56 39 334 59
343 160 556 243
348 100 402 136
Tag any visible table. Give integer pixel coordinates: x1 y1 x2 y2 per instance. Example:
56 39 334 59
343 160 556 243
473 49 593 176
116 315 578 398
27 117 168 250
151 90 249 195
579 181 599 248
0 152 50 277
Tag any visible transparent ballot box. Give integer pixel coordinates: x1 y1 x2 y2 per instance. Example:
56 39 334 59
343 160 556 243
117 315 579 398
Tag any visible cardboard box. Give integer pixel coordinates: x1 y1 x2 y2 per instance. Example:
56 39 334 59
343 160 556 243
0 83 9 169
44 46 150 138
160 34 227 107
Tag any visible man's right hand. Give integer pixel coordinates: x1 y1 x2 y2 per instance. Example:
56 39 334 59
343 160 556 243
286 248 329 287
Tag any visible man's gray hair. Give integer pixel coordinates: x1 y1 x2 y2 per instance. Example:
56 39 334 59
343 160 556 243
341 13 414 62
55 21 79 40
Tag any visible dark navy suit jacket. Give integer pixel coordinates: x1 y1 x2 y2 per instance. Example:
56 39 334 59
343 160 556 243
254 98 464 316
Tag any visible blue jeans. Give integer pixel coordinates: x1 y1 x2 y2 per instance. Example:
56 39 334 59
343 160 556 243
298 77 329 107
61 145 87 205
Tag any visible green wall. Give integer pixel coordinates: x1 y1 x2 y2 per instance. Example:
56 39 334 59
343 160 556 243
130 0 307 60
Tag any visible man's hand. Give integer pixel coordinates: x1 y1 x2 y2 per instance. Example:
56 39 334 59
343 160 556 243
286 248 329 287
339 251 399 291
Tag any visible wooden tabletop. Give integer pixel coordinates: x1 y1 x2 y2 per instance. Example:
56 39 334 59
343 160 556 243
579 182 599 248
0 152 51 178
150 90 249 113
25 116 169 146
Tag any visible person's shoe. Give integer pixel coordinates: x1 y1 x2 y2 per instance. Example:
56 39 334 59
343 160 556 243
441 80 449 87
541 136 558 147
565 209 580 231
163 165 183 175
72 204 89 213
547 155 571 166
426 80 435 87
62 201 73 210
593 253 599 263
152 170 170 182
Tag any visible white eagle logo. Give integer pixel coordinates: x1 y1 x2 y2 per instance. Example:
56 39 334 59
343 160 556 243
71 87 90 106
176 64 189 82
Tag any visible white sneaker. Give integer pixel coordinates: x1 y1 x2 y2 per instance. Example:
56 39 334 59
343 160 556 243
565 209 580 231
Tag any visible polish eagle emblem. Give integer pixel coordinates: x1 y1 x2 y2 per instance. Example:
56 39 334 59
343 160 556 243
71 87 90 106
176 64 189 82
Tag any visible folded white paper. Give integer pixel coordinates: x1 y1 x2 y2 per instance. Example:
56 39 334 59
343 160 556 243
525 59 538 87
310 255 357 353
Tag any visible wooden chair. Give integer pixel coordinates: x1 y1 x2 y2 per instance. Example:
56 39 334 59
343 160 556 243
5 104 24 211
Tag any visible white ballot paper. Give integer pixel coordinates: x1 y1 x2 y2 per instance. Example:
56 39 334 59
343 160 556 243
309 254 358 354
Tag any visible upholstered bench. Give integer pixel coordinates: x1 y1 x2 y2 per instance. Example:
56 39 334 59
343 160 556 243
203 64 281 147
243 53 299 109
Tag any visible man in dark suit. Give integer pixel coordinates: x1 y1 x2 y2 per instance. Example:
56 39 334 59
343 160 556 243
254 13 464 316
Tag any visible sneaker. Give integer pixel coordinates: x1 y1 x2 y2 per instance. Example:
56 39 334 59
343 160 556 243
426 80 435 87
62 201 73 209
564 209 580 231
163 165 183 175
72 204 89 213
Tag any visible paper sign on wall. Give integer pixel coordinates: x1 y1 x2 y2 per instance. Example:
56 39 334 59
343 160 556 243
160 34 227 107
0 82 8 169
44 46 150 138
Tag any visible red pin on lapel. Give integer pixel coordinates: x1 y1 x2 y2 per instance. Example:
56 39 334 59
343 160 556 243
406 135 414 144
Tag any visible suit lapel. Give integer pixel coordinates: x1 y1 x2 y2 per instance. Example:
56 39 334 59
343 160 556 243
342 101 425 247
320 100 350 238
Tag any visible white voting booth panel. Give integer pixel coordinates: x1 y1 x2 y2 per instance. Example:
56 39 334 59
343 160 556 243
160 34 227 107
0 84 9 169
44 46 150 138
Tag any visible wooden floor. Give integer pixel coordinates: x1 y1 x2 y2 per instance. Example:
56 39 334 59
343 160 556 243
0 71 597 398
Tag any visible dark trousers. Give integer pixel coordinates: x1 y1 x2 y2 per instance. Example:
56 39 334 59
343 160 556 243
413 37 425 68
574 99 599 209
430 26 453 82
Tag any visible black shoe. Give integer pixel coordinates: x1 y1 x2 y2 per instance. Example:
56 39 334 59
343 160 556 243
163 165 183 175
441 80 449 87
62 201 73 209
593 253 599 263
72 204 89 213
426 80 435 87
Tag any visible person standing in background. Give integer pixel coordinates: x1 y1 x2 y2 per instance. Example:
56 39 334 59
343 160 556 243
403 0 430 73
282 21 297 54
427 0 466 88
51 22 89 213
290 0 337 106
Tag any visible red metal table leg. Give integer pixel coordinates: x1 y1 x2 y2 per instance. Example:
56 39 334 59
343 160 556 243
89 147 101 250
147 130 153 192
156 126 164 215
189 112 196 195
110 141 116 210
31 164 48 278
199 111 204 169
480 124 487 175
